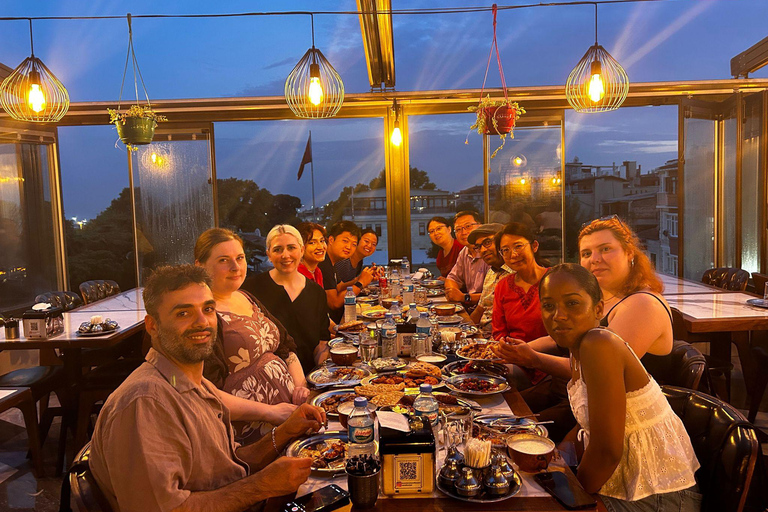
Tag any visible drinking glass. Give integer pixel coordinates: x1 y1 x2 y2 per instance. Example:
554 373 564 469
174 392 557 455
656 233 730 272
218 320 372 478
763 283 768 301
414 286 428 305
359 341 377 363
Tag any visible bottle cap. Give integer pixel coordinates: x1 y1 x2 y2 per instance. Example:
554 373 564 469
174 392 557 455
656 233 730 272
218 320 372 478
410 303 417 307
420 383 433 393
420 312 429 318
347 286 353 291
354 396 368 408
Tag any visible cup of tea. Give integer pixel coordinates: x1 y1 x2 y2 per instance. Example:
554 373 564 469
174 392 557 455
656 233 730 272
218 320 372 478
506 434 555 472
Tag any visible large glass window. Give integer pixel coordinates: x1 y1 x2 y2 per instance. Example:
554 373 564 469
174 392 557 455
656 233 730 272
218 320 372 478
408 113 483 273
0 140 58 312
564 106 678 273
214 119 386 271
133 128 215 283
490 125 563 265
59 126 136 293
741 94 763 274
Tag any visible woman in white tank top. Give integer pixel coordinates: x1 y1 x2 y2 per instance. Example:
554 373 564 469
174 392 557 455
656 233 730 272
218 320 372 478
538 264 701 512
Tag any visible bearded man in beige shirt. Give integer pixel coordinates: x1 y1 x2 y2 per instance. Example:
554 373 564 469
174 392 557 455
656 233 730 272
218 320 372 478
90 265 325 512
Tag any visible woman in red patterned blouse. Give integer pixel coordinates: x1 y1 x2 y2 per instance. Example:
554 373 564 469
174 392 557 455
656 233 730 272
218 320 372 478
492 222 549 388
297 222 327 287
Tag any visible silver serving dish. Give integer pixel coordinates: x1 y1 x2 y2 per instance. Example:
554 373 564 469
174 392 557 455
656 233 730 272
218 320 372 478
369 357 407 372
442 360 508 378
445 374 509 396
309 388 357 418
421 279 444 289
307 365 370 387
286 431 348 473
361 370 445 391
746 298 768 309
436 467 521 503
436 314 463 325
474 414 549 438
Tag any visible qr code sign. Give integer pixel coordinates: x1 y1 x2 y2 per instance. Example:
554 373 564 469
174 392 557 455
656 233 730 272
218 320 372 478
398 461 418 481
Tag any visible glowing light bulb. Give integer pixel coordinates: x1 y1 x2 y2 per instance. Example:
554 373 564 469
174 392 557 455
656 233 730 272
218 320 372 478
513 157 523 166
308 77 323 105
28 83 46 112
520 178 526 185
588 73 604 102
391 125 402 146
151 153 158 164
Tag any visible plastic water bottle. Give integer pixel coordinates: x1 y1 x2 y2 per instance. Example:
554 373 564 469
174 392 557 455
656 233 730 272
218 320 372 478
390 266 401 298
413 384 439 429
347 397 377 459
344 286 356 324
402 257 411 275
416 312 432 339
381 313 398 358
407 303 419 324
403 275 414 305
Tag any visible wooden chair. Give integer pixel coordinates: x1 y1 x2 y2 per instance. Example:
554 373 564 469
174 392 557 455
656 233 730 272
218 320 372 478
662 386 764 512
0 387 44 477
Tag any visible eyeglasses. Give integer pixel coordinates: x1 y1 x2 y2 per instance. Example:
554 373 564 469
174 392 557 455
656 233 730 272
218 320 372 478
472 238 495 252
580 214 626 231
454 222 480 234
427 225 448 235
499 242 530 256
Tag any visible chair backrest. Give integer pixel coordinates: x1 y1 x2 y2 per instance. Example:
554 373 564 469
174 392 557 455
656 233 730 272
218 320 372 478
701 267 749 291
661 386 760 512
643 340 706 390
751 272 768 296
68 443 114 512
34 291 83 311
78 281 121 305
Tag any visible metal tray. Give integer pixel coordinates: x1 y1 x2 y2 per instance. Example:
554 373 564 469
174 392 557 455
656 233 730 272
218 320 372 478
455 341 503 362
436 315 463 325
442 360 508 378
309 388 357 417
421 279 444 289
445 374 509 396
746 298 768 309
75 326 120 337
474 414 549 438
436 468 521 503
361 370 445 391
368 357 407 372
307 365 370 387
285 431 350 474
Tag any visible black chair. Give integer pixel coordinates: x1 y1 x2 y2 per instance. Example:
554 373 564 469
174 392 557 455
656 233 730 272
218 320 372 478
0 387 44 477
701 267 750 291
643 340 707 390
63 443 113 512
750 272 768 296
747 345 768 423
662 386 763 512
78 281 120 305
34 291 84 311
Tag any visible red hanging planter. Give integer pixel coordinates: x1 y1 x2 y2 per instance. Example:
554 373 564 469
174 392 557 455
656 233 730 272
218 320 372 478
466 5 525 158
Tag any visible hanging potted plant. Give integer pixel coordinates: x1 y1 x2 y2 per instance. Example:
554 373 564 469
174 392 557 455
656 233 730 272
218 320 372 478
469 95 525 157
465 5 525 158
108 13 166 151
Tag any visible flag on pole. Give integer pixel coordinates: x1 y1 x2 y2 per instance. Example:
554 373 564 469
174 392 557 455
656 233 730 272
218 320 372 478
297 133 312 180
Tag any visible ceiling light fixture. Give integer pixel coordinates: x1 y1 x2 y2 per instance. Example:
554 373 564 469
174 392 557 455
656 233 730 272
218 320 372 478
0 19 69 122
390 99 402 146
565 4 628 113
285 14 344 118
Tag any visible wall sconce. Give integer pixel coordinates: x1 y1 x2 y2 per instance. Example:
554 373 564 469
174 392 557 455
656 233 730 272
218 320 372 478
390 99 402 146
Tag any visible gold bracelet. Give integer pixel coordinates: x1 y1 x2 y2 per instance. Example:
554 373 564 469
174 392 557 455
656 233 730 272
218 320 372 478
271 427 279 455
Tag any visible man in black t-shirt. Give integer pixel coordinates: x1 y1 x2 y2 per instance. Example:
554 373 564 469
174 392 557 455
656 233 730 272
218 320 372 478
319 221 375 323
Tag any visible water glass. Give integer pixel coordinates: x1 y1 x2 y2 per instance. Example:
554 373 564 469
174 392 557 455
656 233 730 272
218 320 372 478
359 341 377 363
381 336 397 358
411 333 429 358
414 286 428 305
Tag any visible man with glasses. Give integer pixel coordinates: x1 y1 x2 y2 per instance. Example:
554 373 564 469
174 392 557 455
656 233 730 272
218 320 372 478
445 211 490 307
467 223 510 335
319 221 374 323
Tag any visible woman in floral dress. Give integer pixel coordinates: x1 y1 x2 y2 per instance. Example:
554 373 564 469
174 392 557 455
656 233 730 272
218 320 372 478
195 228 309 443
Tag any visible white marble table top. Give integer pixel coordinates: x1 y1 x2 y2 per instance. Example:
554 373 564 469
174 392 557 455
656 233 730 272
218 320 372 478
665 292 768 320
657 274 732 296
78 288 145 312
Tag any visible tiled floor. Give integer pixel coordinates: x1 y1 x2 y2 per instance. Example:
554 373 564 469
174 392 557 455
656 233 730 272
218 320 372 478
0 375 767 511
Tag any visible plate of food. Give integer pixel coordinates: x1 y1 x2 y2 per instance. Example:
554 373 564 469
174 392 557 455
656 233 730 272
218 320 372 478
336 319 366 334
443 360 508 378
287 431 366 473
360 306 389 320
369 356 407 372
397 391 480 415
456 341 502 361
361 369 443 391
307 365 371 387
421 279 444 289
445 374 509 396
76 316 120 337
309 388 357 417
436 314 463 325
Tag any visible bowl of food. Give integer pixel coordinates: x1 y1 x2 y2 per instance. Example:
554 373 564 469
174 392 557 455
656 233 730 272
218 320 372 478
337 400 377 428
330 345 359 366
506 433 555 472
381 298 401 309
433 304 456 316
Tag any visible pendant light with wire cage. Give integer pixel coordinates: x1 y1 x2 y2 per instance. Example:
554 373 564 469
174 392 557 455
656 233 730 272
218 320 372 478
0 19 70 122
565 5 629 113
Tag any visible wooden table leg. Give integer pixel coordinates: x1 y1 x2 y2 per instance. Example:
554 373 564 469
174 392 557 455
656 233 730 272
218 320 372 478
18 390 44 478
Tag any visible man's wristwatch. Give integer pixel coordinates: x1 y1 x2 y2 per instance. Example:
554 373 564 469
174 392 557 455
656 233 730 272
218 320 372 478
464 293 471 303
354 281 364 290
